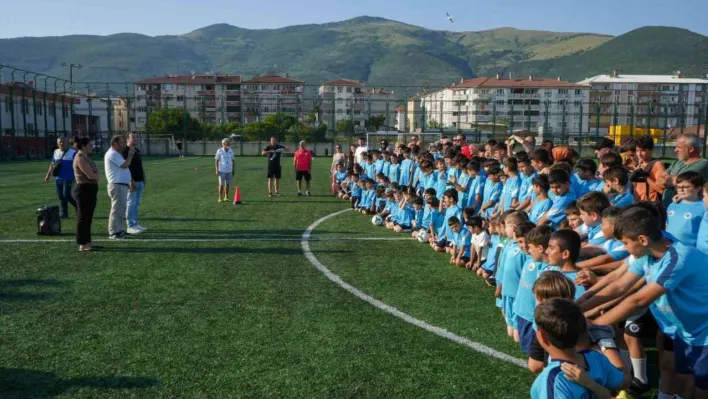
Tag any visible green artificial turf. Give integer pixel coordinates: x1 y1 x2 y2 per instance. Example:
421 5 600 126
0 155 649 398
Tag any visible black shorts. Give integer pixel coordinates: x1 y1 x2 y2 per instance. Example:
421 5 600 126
296 170 311 181
624 311 658 339
435 239 448 248
267 163 282 179
529 334 548 363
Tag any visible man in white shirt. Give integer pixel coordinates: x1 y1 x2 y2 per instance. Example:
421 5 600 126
354 137 368 166
104 135 135 239
215 138 235 202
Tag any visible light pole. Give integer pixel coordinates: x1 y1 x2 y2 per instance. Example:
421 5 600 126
61 62 82 125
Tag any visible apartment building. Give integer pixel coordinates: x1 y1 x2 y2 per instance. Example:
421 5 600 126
241 74 304 124
578 72 708 134
395 106 407 131
318 79 399 132
0 82 74 135
134 74 243 129
420 76 590 136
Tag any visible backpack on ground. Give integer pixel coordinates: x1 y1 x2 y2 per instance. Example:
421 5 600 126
36 205 61 236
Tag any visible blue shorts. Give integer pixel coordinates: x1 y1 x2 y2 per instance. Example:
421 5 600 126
502 296 516 328
495 297 502 309
675 338 708 390
517 317 535 355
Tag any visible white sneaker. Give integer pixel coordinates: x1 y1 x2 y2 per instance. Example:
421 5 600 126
135 225 148 232
127 227 143 235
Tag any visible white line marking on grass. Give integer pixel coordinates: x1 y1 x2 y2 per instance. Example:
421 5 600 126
0 237 411 244
301 209 527 369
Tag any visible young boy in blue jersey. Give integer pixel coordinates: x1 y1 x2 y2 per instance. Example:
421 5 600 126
502 220 535 342
393 194 415 233
387 153 400 185
499 157 522 212
480 166 503 218
575 159 604 196
528 175 552 224
530 298 626 398
420 197 443 242
529 148 553 175
479 216 502 279
495 211 529 332
449 161 471 208
332 163 348 195
465 160 484 212
448 216 472 267
603 166 635 208
514 225 555 355
379 191 397 220
586 207 708 399
374 186 387 214
514 154 538 212
577 207 629 273
434 158 448 201
399 149 414 187
577 191 612 257
410 197 425 231
667 171 706 247
537 169 576 228
346 174 362 208
698 183 708 254
431 189 462 253
358 179 377 215
545 229 586 299
563 202 584 232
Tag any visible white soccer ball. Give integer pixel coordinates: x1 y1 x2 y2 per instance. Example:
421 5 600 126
417 230 430 243
371 215 384 226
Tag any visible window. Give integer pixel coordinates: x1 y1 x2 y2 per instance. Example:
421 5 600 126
179 84 186 90
225 84 240 91
696 85 703 91
661 85 671 91
337 87 343 93
226 95 240 102
558 89 568 95
573 100 582 107
48 105 55 117
613 84 621 90
495 89 505 95
226 106 240 112
35 105 43 116
177 96 185 102
545 90 553 97
163 84 172 91
346 87 352 93
574 89 583 96
137 107 147 113
193 85 203 91
21 99 29 114
4 97 11 112
496 100 505 106
62 105 68 118
627 84 635 90
261 85 268 90
138 117 146 124
136 84 146 91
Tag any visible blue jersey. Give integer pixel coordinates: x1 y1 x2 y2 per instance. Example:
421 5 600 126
412 167 423 190
602 239 629 261
385 199 398 215
374 159 385 175
333 170 347 183
575 177 603 196
482 235 501 271
518 171 537 204
530 350 625 399
382 161 390 177
398 204 415 227
421 206 433 230
376 196 386 210
423 172 438 194
350 182 362 198
399 159 413 186
495 240 513 288
501 174 522 212
430 209 444 234
387 163 400 184
457 173 471 207
435 170 448 200
438 205 462 239
570 173 585 198
546 192 577 228
501 242 529 298
698 210 708 254
529 198 552 224
586 224 607 247
629 242 708 345
364 162 376 180
413 208 424 228
453 228 472 258
610 190 635 207
514 261 551 322
667 200 706 247
481 181 503 218
467 175 484 211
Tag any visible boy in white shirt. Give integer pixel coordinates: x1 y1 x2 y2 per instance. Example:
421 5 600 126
466 216 490 271
215 138 235 203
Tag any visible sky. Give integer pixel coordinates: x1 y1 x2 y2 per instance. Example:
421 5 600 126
0 0 706 38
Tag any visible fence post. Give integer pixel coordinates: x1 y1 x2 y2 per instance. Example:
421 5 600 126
9 84 16 157
703 99 708 158
32 78 39 157
594 102 600 139
543 100 550 138
629 103 635 137
561 101 567 143
21 79 28 158
647 102 653 134
662 105 669 159
509 98 515 136
526 102 531 132
106 87 113 138
578 102 584 155
43 78 50 157
491 102 497 137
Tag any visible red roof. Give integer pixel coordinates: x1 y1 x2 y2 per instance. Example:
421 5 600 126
395 106 406 111
321 79 365 87
242 75 304 84
0 83 77 103
368 88 392 95
450 77 588 89
134 74 241 84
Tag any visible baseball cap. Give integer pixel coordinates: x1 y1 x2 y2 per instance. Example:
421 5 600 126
593 138 614 151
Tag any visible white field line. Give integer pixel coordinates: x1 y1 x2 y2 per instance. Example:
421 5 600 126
0 237 411 244
301 208 527 369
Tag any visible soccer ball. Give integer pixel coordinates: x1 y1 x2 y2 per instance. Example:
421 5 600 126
417 230 430 243
371 215 384 226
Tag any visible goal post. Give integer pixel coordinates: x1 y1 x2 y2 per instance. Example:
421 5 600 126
366 131 443 150
141 134 180 156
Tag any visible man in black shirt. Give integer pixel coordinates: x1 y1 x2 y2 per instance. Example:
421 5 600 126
262 136 287 197
122 132 147 234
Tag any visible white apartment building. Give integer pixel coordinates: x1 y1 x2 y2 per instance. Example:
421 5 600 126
420 76 590 136
0 82 74 135
241 74 304 124
578 72 708 134
318 79 399 131
134 74 243 129
395 106 407 131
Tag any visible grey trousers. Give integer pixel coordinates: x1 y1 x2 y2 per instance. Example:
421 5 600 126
108 183 129 235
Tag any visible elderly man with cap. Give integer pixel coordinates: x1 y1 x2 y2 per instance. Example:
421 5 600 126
215 138 235 202
657 133 708 208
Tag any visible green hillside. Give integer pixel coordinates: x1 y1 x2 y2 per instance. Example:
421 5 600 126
504 26 708 81
0 16 611 88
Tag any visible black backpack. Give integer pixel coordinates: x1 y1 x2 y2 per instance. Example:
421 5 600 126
36 205 61 235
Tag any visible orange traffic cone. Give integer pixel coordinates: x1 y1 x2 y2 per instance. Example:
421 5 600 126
233 186 242 205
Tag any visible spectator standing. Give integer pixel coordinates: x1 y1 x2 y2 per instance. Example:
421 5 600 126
122 132 148 234
72 138 101 251
354 137 369 166
262 136 286 197
294 141 313 196
659 133 708 208
633 136 665 202
331 144 345 173
44 137 77 218
215 138 235 203
104 135 135 239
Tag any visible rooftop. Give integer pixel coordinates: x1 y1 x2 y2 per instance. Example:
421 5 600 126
321 79 365 87
579 74 708 85
242 74 304 84
451 76 589 89
134 74 242 84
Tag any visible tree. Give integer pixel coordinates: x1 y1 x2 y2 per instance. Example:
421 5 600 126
365 114 386 132
145 108 202 141
336 119 353 135
428 119 441 129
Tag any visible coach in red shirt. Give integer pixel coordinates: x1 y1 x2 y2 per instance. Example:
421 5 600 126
294 141 313 196
455 133 472 159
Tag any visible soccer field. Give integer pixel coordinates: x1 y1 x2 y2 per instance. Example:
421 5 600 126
1 156 540 398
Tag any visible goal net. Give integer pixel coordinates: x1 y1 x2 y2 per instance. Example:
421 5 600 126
141 134 180 156
366 131 443 150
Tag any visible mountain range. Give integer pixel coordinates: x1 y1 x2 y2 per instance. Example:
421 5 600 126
0 16 706 90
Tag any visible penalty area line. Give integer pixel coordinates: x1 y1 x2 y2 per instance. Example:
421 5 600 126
0 236 411 244
301 208 527 369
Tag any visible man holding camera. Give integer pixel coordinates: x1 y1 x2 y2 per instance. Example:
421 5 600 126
632 135 665 202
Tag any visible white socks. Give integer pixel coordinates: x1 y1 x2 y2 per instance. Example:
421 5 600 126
631 357 648 384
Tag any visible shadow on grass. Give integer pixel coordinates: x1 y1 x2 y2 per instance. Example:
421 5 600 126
0 368 159 398
0 279 68 303
102 246 352 255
